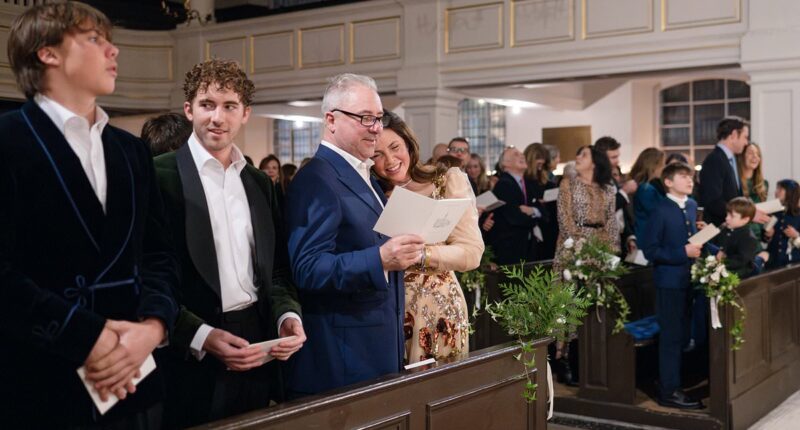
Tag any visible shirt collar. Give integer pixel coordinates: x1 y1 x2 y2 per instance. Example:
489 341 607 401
320 140 374 173
34 93 108 134
508 171 524 183
717 142 735 161
188 132 247 174
666 193 689 209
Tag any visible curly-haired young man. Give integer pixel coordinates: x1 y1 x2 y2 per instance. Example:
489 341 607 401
153 59 305 428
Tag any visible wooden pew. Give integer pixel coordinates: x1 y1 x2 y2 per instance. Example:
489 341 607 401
473 262 800 430
196 338 551 429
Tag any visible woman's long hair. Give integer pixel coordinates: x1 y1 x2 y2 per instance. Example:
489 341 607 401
738 143 767 202
778 179 800 217
258 154 282 184
577 145 613 186
469 153 491 194
373 110 447 191
524 143 550 185
629 148 665 184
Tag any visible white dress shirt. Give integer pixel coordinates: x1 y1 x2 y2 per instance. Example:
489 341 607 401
186 134 299 360
321 140 384 209
666 193 689 209
35 94 109 212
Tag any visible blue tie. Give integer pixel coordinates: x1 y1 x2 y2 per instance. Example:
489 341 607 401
729 157 740 191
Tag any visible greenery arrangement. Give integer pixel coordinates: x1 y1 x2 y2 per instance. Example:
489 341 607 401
691 255 745 350
558 236 631 333
457 246 495 293
485 265 590 402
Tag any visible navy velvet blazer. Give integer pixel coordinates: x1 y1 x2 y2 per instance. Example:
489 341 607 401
284 144 403 395
640 197 698 290
0 101 178 426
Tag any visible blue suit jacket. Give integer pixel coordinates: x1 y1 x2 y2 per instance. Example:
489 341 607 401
284 144 404 395
641 197 698 289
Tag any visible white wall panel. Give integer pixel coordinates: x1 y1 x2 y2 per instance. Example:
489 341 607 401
251 31 294 73
445 2 504 53
117 45 173 83
206 37 247 68
351 17 401 63
511 0 573 47
299 24 345 68
663 0 741 30
583 0 653 39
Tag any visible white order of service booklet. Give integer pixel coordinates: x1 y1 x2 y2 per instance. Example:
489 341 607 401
374 186 472 244
475 191 505 212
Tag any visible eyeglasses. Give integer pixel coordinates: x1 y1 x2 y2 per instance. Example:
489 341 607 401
448 147 469 154
331 108 389 127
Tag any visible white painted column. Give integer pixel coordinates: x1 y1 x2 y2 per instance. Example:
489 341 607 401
741 0 800 188
396 0 461 158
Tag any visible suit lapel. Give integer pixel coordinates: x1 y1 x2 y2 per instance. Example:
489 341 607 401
317 145 382 216
21 101 104 251
176 144 222 298
240 168 274 293
99 128 134 263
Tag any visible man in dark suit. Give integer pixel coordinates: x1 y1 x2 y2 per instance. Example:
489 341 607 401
486 147 541 265
285 73 424 397
0 3 178 428
154 60 305 428
697 117 765 227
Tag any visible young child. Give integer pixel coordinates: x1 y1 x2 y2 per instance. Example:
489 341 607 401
713 197 769 278
765 179 800 269
0 2 177 427
640 162 704 410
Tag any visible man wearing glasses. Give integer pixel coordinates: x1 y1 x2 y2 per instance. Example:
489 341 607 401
284 73 424 397
447 137 471 168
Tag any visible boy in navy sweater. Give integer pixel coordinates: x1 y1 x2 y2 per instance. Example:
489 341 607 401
713 197 769 278
641 163 704 409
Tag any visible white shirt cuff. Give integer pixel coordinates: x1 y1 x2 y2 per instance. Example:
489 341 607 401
277 312 302 336
189 323 215 361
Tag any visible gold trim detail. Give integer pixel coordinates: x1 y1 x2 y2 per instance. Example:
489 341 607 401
661 0 742 31
582 0 653 40
205 36 248 69
349 16 401 64
115 44 174 83
445 2 504 54
0 25 10 68
250 31 295 74
298 24 345 69
510 0 574 47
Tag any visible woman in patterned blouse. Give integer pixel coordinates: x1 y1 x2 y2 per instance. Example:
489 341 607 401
371 110 484 364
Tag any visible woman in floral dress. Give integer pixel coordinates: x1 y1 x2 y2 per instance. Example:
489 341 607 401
371 110 484 364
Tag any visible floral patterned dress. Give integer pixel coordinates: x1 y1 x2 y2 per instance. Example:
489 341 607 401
403 168 484 364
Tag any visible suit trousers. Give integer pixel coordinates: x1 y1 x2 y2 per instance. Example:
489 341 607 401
656 287 692 396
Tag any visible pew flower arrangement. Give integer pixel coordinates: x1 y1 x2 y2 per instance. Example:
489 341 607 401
691 255 745 350
485 265 590 402
559 236 630 333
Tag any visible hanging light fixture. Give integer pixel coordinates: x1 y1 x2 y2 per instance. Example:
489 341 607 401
161 0 213 26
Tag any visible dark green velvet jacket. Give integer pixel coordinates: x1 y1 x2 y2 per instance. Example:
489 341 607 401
153 145 301 353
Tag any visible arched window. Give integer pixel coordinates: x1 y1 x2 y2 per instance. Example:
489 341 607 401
659 79 750 164
458 99 506 169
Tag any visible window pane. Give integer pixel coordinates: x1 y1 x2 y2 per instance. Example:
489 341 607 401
728 102 750 121
694 103 725 146
458 99 505 166
727 80 750 99
662 105 690 125
693 79 725 101
661 127 689 147
661 83 690 103
694 147 714 166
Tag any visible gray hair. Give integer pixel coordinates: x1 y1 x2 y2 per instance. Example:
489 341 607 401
321 73 378 116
